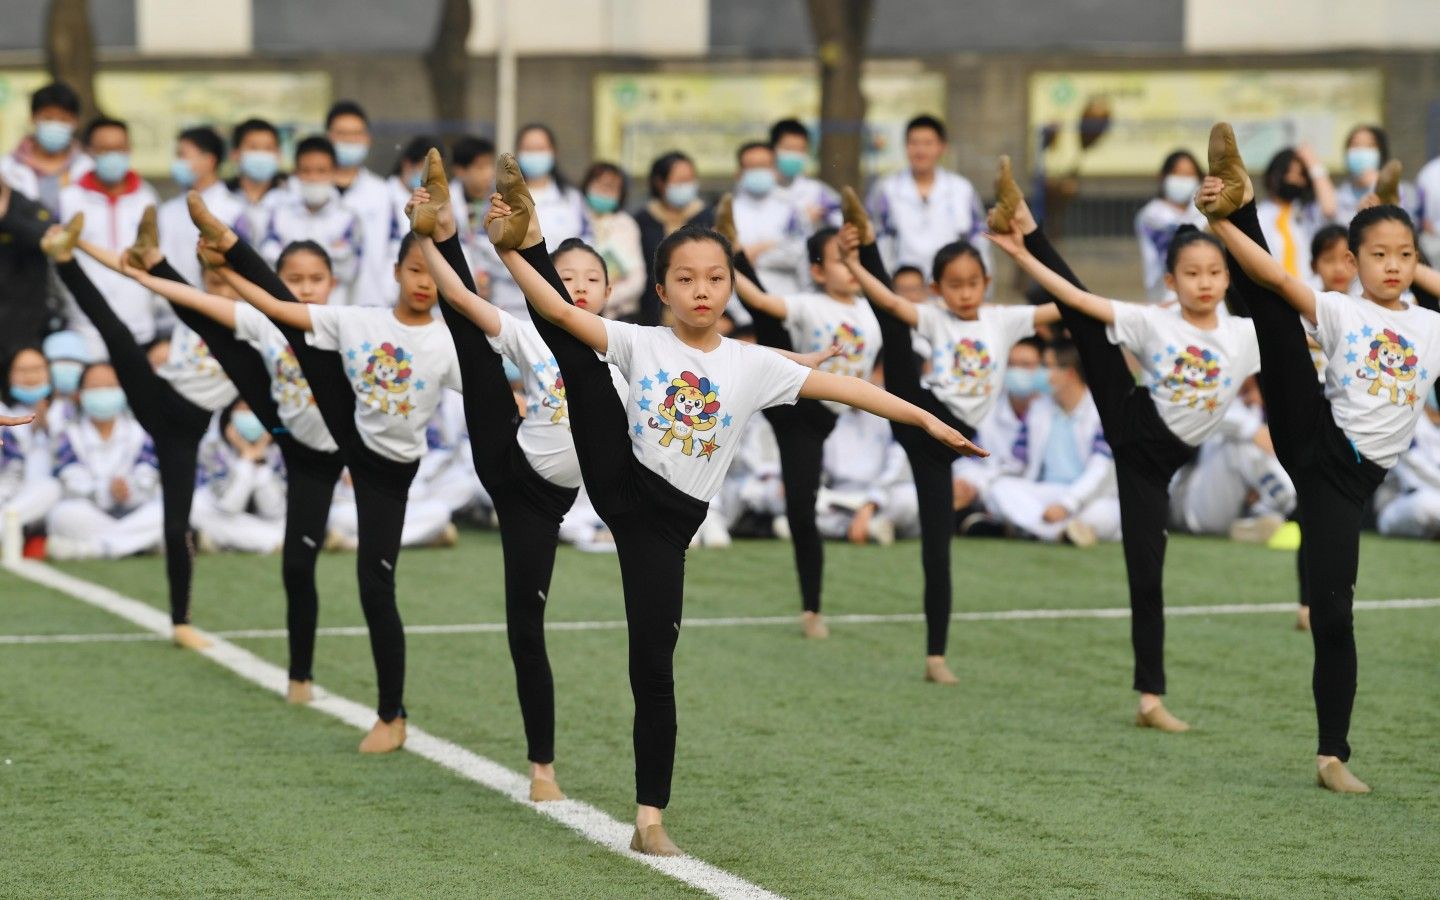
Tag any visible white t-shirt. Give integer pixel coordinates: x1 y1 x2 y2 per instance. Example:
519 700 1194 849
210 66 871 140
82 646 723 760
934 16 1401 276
158 320 238 412
782 292 883 416
1305 289 1440 468
602 320 812 502
1106 302 1260 446
915 303 1036 427
488 309 628 489
233 304 338 453
307 306 463 463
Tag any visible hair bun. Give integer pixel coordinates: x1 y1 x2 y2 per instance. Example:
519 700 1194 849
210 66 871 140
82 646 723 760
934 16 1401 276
1173 223 1200 237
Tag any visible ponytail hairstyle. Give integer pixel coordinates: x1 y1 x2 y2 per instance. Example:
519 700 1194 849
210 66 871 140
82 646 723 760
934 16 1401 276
1348 204 1418 255
1164 224 1224 273
552 237 610 286
806 226 839 266
277 240 333 275
931 240 988 282
654 224 733 285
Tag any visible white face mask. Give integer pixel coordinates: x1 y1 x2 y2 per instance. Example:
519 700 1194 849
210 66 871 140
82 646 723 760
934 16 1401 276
299 180 336 209
1163 174 1199 206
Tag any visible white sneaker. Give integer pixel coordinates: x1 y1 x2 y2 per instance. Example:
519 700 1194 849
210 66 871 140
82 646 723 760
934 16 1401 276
1228 514 1285 544
46 534 96 560
700 513 731 548
772 515 791 541
867 515 896 546
1064 519 1097 548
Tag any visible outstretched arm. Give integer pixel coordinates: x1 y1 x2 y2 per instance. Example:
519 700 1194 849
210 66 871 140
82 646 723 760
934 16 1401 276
733 271 789 321
113 257 238 330
1412 262 1440 299
218 267 314 332
1198 177 1315 321
497 247 608 353
800 369 987 457
837 224 919 327
75 238 125 273
418 235 501 337
985 226 1115 324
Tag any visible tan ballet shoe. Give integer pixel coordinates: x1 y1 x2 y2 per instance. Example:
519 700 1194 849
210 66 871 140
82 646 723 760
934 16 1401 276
1200 123 1253 218
802 611 829 640
488 153 536 252
924 657 959 685
410 147 449 237
358 717 406 753
713 192 738 247
1375 159 1402 207
989 155 1024 234
840 186 874 245
630 823 682 857
1295 605 1311 632
172 623 213 651
40 213 84 262
1316 758 1370 794
124 205 160 270
286 680 314 704
529 776 565 802
1135 701 1190 733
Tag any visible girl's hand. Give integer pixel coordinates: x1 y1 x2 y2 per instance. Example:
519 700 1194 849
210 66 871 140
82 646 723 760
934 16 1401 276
0 412 35 428
796 343 843 370
405 187 430 220
1356 192 1381 212
982 221 1026 259
836 223 862 258
923 415 987 458
484 194 514 244
1042 503 1068 524
1195 176 1226 216
195 238 226 270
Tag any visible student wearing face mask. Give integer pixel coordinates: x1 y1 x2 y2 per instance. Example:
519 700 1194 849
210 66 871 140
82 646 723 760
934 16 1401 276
1256 146 1336 279
40 329 90 436
228 118 287 245
770 119 841 234
1134 150 1208 302
730 141 810 297
324 101 396 309
579 162 645 321
159 127 242 286
191 400 287 555
45 362 164 561
0 346 63 531
446 136 513 312
1334 126 1420 228
0 82 92 215
633 151 712 325
512 124 586 248
954 337 1048 533
262 137 365 306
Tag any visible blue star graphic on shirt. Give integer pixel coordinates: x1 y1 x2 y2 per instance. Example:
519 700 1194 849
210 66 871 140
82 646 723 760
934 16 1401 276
346 349 357 361
710 380 720 392
1165 345 1176 356
415 379 426 391
1341 375 1353 387
633 422 644 436
1345 351 1359 364
1222 377 1232 388
1346 331 1358 345
531 361 547 375
346 367 357 378
527 402 540 415
656 369 670 383
638 398 652 412
639 376 653 391
361 341 372 352
1421 368 1429 381
1361 325 1373 338
721 414 733 428
1151 353 1163 364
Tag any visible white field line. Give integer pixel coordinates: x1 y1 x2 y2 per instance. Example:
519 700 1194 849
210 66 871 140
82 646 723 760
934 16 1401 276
5 597 1439 645
2 559 782 900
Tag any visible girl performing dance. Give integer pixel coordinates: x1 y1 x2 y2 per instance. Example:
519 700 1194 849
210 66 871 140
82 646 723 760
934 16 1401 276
837 179 1060 683
189 193 462 753
485 154 981 855
1200 123 1440 792
986 164 1260 732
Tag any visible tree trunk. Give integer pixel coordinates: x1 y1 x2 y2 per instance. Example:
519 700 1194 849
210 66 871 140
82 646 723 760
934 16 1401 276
426 0 473 138
807 0 872 191
46 0 97 117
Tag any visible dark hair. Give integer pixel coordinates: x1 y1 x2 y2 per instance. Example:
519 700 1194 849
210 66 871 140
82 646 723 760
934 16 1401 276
31 82 80 116
516 123 569 190
736 141 772 166
177 126 226 165
1164 225 1224 273
893 264 925 282
581 161 627 209
552 237 611 286
1013 335 1047 356
1158 150 1201 195
806 227 839 267
396 232 422 267
931 240 988 282
653 225 733 285
82 116 127 145
79 361 116 389
1310 224 1350 267
1347 205 1418 255
294 135 336 166
905 115 947 142
325 100 369 129
1047 338 1084 380
647 151 695 200
452 135 495 169
769 118 810 148
277 240 333 274
395 135 441 176
1344 124 1389 164
2 345 47 404
1263 148 1311 201
232 118 279 149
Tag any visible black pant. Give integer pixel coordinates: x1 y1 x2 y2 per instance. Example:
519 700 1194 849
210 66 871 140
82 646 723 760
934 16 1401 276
1023 229 1198 695
519 242 708 809
857 242 974 656
146 260 344 681
733 251 838 613
1225 203 1386 761
434 235 577 764
57 260 213 625
225 240 417 722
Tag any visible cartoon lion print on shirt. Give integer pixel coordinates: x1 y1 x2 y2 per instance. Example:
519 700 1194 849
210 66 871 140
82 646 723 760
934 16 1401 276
542 374 568 424
1162 345 1222 409
831 322 866 367
948 338 993 396
358 342 415 417
648 370 720 457
274 344 315 409
1356 328 1420 406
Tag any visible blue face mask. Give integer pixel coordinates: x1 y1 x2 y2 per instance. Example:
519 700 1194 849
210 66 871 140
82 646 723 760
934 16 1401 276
739 167 776 197
517 151 555 179
170 158 197 188
80 386 127 422
232 410 266 442
238 150 279 183
10 383 52 406
586 190 619 214
51 361 83 394
1426 390 1438 414
776 150 807 179
665 181 699 209
405 170 423 190
1004 366 1051 398
35 120 74 153
1346 146 1381 177
334 141 369 168
93 151 131 185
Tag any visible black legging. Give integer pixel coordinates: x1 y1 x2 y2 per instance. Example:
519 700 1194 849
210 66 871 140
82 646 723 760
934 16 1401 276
57 260 213 625
1021 228 1198 696
1223 202 1385 761
517 242 707 810
224 239 417 722
732 251 837 613
146 260 344 682
433 234 577 764
855 242 974 656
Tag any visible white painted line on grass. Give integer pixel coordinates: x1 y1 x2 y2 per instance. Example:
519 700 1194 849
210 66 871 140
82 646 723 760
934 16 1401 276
3 559 783 900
